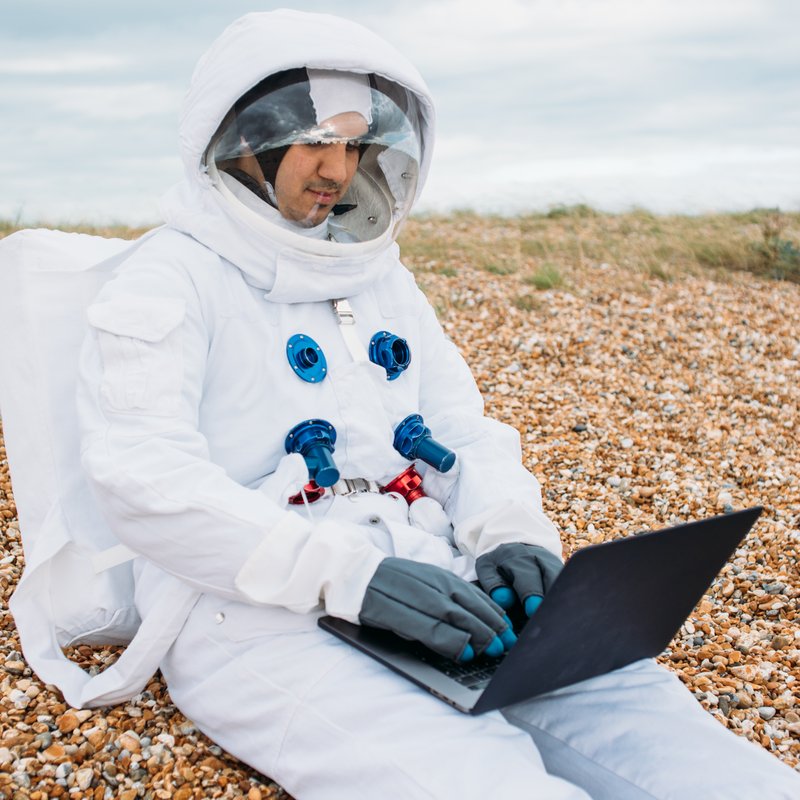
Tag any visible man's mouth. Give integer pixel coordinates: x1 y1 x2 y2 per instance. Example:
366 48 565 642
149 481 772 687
306 186 340 205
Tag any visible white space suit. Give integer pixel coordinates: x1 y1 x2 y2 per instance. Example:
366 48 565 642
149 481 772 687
74 10 799 800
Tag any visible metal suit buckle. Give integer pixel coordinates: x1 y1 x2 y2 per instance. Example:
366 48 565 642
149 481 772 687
331 477 381 497
332 298 356 325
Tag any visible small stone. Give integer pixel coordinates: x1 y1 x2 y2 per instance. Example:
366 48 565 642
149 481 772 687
9 689 30 709
35 732 53 749
716 490 733 509
54 763 72 780
4 659 26 675
155 732 175 748
758 707 777 721
75 767 94 790
730 664 760 682
117 732 141 753
572 423 587 432
12 771 31 789
57 712 80 734
101 770 119 788
42 743 66 761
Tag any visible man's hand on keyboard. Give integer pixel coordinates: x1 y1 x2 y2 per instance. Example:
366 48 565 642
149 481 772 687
359 557 517 663
475 543 563 617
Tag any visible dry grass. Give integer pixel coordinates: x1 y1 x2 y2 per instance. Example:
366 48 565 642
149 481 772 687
399 207 800 289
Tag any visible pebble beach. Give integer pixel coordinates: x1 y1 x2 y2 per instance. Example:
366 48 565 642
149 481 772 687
1 211 798 797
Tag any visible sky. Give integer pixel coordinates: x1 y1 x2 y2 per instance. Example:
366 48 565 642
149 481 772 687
1 0 799 224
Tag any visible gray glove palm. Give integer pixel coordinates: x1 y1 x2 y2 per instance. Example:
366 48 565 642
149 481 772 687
475 543 563 617
359 557 516 662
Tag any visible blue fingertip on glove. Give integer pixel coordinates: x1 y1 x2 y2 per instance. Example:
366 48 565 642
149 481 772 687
490 587 516 609
499 626 517 650
459 643 475 663
524 595 543 616
484 635 505 658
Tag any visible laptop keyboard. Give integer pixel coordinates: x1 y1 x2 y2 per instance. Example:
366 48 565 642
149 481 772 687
418 651 503 690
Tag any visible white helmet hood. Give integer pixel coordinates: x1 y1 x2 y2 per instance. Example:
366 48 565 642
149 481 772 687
160 10 436 300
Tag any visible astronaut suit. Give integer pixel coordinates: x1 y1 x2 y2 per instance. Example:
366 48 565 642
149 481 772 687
72 10 799 800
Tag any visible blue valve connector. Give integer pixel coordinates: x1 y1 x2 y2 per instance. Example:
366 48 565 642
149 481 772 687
369 331 411 380
285 419 340 487
286 334 327 383
392 414 456 473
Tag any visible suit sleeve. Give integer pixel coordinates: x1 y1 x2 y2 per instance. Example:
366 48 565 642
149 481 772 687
411 278 563 561
77 255 384 621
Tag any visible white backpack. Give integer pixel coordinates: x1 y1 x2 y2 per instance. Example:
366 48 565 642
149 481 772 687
0 227 196 708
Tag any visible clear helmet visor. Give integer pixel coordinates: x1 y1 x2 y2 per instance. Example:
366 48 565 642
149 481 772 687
206 68 423 242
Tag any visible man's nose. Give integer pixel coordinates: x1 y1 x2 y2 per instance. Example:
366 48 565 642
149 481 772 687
317 144 350 184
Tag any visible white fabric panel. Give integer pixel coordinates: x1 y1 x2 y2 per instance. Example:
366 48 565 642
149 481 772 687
307 69 373 125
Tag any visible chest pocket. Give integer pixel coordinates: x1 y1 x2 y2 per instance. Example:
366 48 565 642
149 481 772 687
87 294 186 416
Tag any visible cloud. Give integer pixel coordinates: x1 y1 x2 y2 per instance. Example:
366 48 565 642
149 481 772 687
420 144 800 215
0 53 127 75
365 0 790 74
50 83 183 121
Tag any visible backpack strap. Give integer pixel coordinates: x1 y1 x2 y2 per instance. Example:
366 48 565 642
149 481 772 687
91 543 138 573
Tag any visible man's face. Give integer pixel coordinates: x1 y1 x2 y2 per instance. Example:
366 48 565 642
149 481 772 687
273 111 368 227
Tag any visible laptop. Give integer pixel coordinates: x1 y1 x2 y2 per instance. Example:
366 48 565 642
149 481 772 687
319 507 761 714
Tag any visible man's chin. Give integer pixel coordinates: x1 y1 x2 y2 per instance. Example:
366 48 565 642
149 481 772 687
294 207 333 228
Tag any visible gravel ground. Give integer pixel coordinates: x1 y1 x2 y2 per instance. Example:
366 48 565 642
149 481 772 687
1 219 799 798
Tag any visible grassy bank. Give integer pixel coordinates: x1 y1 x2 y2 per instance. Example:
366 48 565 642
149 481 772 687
398 206 800 288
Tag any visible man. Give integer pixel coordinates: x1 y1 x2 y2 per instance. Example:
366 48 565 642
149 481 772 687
75 10 799 799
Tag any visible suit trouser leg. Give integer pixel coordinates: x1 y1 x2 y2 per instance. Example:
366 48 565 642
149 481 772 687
502 657 800 800
161 597 589 800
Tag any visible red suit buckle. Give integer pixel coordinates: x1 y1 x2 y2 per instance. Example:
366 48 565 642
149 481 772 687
288 481 326 505
381 465 426 504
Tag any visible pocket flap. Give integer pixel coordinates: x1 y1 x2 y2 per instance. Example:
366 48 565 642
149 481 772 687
87 295 186 342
